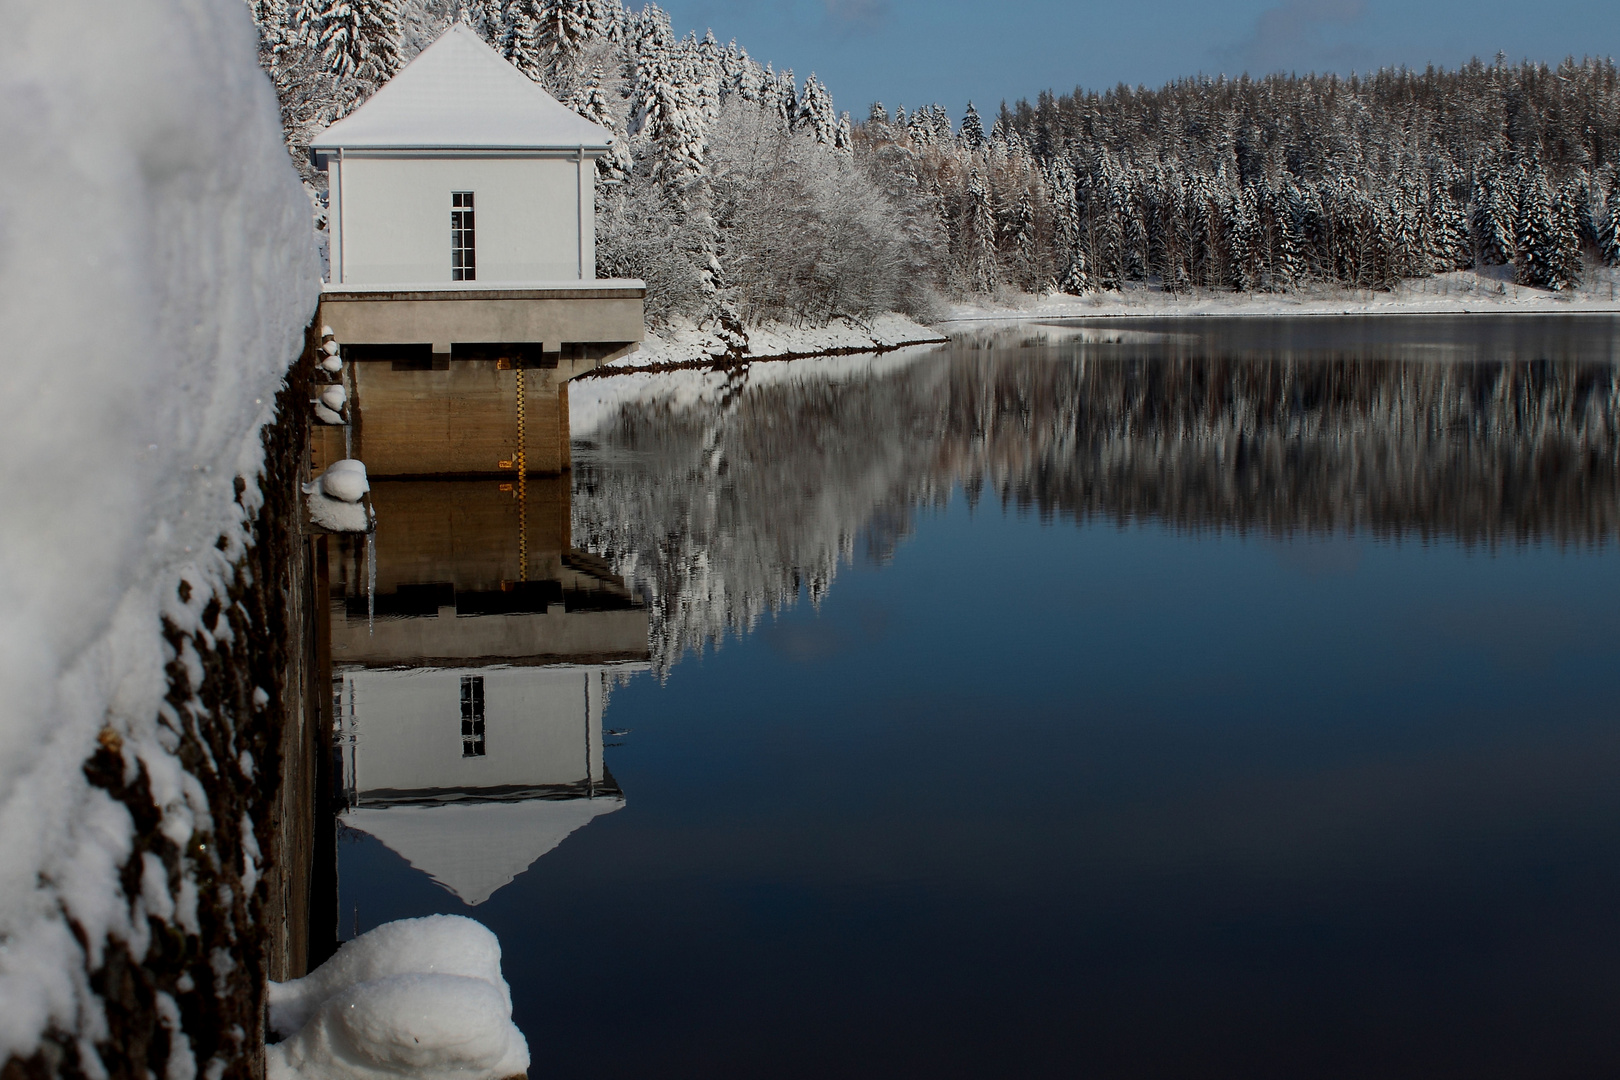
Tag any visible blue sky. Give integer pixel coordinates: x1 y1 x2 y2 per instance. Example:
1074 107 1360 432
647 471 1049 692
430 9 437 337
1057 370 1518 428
658 0 1619 125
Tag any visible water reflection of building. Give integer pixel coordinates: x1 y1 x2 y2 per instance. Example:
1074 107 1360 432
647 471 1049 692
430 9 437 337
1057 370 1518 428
331 477 647 906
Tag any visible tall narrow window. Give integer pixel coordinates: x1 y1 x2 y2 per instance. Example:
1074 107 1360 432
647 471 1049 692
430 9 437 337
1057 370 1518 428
451 191 476 281
460 675 486 757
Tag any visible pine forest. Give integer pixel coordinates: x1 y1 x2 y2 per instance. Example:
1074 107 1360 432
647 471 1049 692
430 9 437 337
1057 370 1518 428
252 0 1620 332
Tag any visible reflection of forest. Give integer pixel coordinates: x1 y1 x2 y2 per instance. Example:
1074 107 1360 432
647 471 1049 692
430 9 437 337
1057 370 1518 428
571 327 1620 670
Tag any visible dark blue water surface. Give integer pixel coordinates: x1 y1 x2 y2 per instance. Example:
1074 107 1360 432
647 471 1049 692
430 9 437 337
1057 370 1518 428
337 317 1620 1078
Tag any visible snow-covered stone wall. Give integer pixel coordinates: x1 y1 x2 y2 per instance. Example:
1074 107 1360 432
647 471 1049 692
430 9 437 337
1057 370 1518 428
0 0 321 1073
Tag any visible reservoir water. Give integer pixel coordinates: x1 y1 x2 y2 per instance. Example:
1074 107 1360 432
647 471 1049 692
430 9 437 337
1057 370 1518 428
330 316 1620 1078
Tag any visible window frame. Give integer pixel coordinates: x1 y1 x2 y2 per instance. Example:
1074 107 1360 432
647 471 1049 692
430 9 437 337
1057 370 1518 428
460 674 486 757
451 191 476 282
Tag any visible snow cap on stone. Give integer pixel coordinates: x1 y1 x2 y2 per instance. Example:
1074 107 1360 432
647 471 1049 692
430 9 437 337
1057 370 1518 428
320 460 369 502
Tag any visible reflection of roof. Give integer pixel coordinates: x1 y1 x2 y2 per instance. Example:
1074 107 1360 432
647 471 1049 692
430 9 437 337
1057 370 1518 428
343 797 624 905
310 24 613 151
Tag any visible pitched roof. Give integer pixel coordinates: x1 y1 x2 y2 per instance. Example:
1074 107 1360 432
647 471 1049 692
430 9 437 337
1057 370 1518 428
310 24 613 152
344 797 624 906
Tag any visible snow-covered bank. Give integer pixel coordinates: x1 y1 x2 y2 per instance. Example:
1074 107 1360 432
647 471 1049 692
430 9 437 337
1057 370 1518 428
602 312 946 370
0 0 318 1069
598 269 1620 377
941 267 1620 325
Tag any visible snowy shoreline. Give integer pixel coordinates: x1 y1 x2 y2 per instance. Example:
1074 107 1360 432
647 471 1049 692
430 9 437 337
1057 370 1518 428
940 268 1620 326
590 269 1620 379
595 312 947 373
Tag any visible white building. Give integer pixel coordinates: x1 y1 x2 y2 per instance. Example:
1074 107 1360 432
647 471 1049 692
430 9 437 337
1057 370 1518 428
306 25 644 478
310 24 614 286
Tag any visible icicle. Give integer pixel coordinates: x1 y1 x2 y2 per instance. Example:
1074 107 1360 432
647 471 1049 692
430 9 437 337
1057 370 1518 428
366 531 376 636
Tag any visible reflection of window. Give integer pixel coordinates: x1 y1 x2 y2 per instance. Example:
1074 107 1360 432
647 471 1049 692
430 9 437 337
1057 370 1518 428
451 192 476 281
460 675 485 757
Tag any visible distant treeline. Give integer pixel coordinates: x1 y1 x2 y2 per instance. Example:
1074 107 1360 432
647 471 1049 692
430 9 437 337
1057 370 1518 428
252 1 1620 331
863 59 1620 297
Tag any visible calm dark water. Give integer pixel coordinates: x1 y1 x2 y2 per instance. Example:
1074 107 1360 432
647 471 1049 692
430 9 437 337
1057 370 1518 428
335 316 1620 1079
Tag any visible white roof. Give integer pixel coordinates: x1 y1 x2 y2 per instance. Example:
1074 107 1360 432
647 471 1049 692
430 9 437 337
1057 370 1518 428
343 797 624 906
310 24 613 152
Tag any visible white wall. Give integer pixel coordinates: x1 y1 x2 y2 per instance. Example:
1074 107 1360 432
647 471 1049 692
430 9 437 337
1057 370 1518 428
334 153 596 284
339 665 612 796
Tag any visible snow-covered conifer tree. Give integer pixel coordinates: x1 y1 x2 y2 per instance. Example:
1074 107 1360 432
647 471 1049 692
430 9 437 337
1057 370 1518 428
1427 171 1472 271
502 0 542 76
1548 181 1584 290
1470 170 1514 266
286 0 324 49
907 106 934 147
799 73 836 144
1366 196 1397 289
1386 182 1423 279
315 0 402 81
1119 168 1148 282
461 0 509 42
835 112 853 156
771 66 797 131
868 102 889 126
1600 173 1620 266
627 6 676 137
1514 167 1558 288
250 0 289 52
1272 184 1306 289
643 71 707 191
534 0 601 70
599 0 627 43
1153 168 1191 292
571 64 630 179
1224 185 1259 290
1004 190 1038 291
1186 173 1222 288
1045 157 1090 293
722 43 765 103
967 169 998 292
960 103 984 150
686 32 723 125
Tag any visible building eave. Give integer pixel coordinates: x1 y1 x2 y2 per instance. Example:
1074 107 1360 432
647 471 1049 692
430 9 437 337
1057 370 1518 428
311 144 612 156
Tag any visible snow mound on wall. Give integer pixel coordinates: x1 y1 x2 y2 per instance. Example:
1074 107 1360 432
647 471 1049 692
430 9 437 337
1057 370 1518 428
268 975 529 1080
268 915 512 1037
266 917 528 1080
0 0 319 1060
